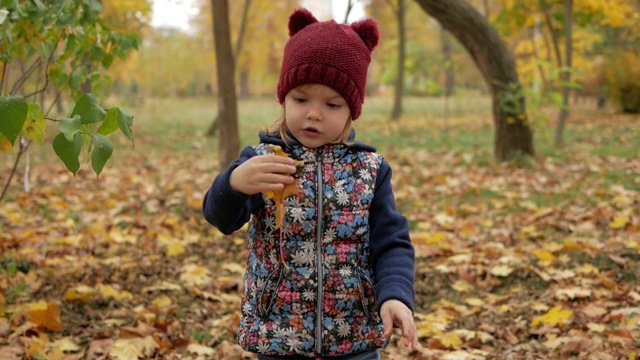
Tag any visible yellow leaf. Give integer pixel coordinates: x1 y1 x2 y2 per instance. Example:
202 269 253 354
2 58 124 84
64 285 95 302
0 294 5 315
532 302 549 312
58 234 83 246
165 242 185 257
0 133 13 151
610 214 629 229
99 285 134 301
28 300 62 331
532 305 573 327
51 337 81 353
187 343 215 356
587 323 606 333
576 263 599 275
25 332 50 359
109 339 143 360
22 104 46 145
532 249 555 265
451 280 473 293
263 144 302 229
490 264 514 277
180 264 211 286
439 331 463 349
142 281 182 293
555 287 592 300
152 295 172 308
465 297 484 307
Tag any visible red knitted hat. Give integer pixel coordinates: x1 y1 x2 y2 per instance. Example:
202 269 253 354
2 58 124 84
277 8 380 120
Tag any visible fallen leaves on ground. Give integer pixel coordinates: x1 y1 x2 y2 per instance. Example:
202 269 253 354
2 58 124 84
0 111 638 359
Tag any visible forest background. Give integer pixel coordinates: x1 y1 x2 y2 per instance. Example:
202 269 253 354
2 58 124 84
0 0 639 359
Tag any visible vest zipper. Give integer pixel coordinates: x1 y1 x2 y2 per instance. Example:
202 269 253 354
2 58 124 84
315 150 324 356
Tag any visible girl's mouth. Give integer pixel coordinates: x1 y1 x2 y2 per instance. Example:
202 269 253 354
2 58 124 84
303 127 320 137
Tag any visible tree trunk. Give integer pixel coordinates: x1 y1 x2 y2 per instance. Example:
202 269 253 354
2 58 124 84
211 0 239 169
554 0 573 147
414 0 534 161
239 70 250 99
343 0 354 23
440 25 454 97
391 0 406 121
207 0 251 136
539 0 563 69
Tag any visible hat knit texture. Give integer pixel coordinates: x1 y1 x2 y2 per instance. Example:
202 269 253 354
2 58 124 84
277 8 380 120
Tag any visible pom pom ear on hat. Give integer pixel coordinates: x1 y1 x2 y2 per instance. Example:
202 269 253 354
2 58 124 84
351 18 380 51
288 8 318 36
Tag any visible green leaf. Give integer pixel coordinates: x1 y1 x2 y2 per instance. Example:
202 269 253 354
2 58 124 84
58 115 82 142
0 9 8 25
52 133 82 175
99 107 133 142
23 104 46 145
97 108 119 136
69 66 84 90
70 93 106 124
101 53 114 68
0 95 28 145
91 134 112 176
84 0 102 12
32 0 46 10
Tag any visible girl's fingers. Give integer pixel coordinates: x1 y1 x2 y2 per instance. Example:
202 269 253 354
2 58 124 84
259 173 295 185
258 182 285 192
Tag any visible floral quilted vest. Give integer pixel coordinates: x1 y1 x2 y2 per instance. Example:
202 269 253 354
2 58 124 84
238 142 386 358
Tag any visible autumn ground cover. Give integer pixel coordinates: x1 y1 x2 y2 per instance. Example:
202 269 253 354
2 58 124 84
0 94 639 360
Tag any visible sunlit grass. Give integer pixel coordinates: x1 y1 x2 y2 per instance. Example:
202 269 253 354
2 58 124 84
1 93 638 175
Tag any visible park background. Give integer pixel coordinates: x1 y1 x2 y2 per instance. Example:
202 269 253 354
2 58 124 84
0 0 639 359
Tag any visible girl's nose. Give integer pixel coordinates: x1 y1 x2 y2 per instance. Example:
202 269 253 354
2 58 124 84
306 105 322 121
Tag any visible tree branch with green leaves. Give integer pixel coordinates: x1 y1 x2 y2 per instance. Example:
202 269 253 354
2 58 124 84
0 0 140 202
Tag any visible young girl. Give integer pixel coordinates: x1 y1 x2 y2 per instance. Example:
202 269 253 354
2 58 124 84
203 8 416 360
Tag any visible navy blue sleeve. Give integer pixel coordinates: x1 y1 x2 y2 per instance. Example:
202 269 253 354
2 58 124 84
369 160 415 312
202 146 263 235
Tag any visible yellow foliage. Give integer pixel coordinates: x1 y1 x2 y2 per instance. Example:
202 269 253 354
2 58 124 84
532 305 573 327
587 323 606 333
610 214 629 229
263 144 302 229
28 300 62 331
51 337 81 353
180 264 212 286
438 331 463 349
152 295 173 308
99 284 134 301
64 285 96 302
165 242 185 257
490 264 514 277
532 249 556 265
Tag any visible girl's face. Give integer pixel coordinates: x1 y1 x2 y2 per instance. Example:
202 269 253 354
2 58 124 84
284 84 351 149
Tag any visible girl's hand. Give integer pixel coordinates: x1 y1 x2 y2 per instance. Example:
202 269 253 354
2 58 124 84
230 155 296 195
380 299 418 350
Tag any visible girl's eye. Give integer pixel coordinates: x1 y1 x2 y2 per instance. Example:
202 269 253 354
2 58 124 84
327 103 340 109
294 97 307 103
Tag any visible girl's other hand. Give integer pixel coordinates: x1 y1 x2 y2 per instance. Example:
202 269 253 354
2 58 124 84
380 299 418 350
230 155 296 195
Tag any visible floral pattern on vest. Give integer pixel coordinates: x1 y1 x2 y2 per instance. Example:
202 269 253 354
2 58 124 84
237 142 386 357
